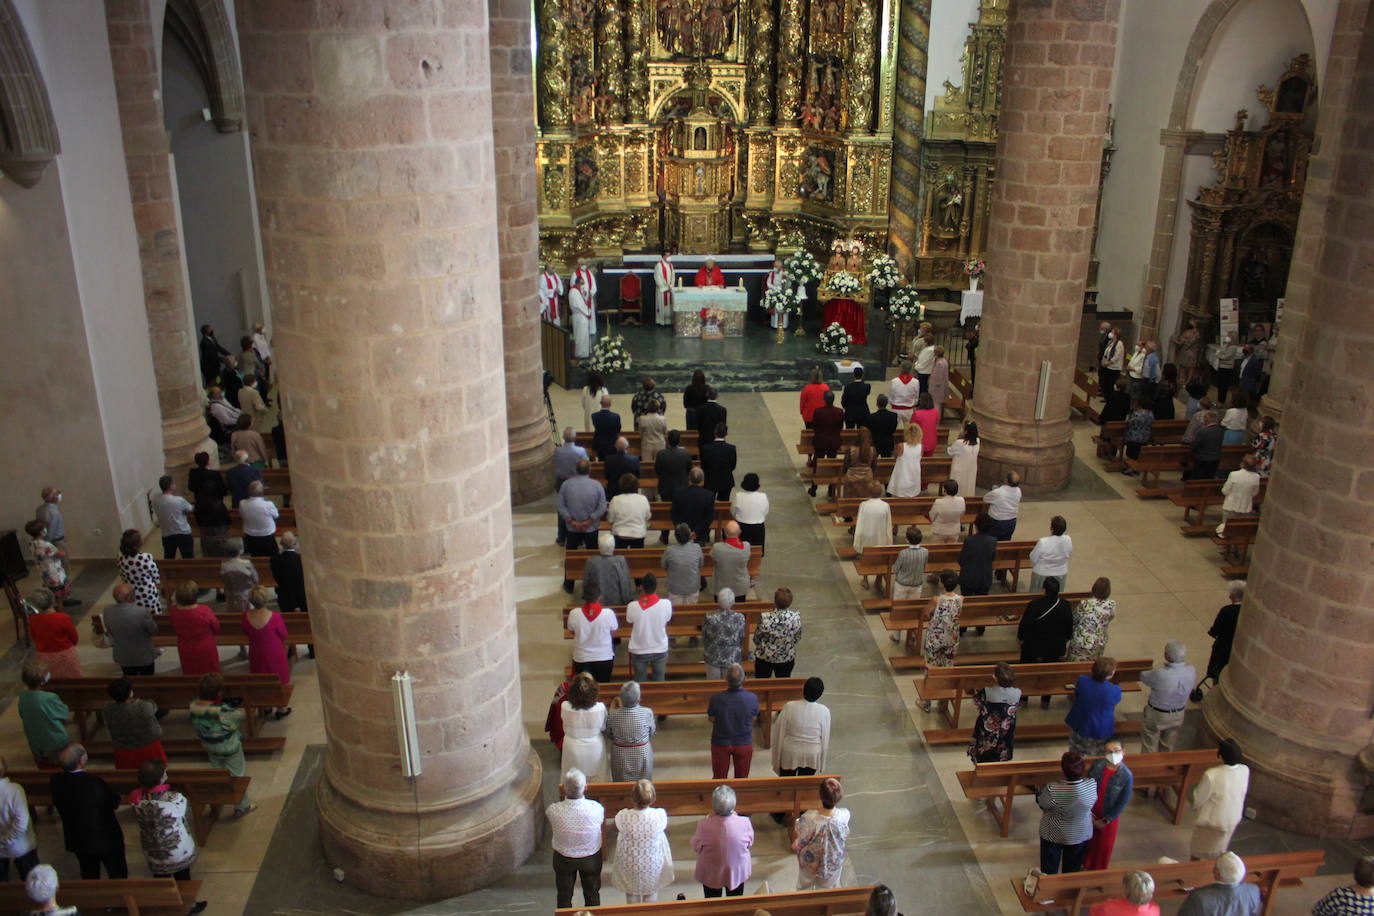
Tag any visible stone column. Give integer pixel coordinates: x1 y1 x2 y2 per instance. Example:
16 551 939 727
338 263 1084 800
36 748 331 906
966 0 1120 493
489 0 555 504
105 0 212 474
236 0 541 898
1138 128 1201 343
1204 0 1374 842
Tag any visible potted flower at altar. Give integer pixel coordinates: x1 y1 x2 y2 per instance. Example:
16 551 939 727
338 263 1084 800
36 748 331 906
785 249 823 335
963 257 986 291
817 321 853 357
586 333 632 376
867 253 901 310
763 283 802 343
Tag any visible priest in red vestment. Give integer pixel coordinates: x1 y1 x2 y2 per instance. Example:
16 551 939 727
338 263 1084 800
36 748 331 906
695 257 726 287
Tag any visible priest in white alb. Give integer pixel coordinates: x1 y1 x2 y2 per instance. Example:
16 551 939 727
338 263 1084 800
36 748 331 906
653 251 675 326
764 257 790 330
573 259 598 335
538 263 564 323
569 274 593 360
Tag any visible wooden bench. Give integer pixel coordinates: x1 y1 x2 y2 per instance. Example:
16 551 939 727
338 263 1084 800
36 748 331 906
589 461 664 494
1125 444 1249 497
1072 368 1100 423
1169 477 1268 535
95 611 315 648
807 456 953 493
601 678 805 748
555 885 877 916
1211 514 1259 578
846 541 1036 594
882 592 1093 664
48 674 292 748
826 495 985 528
597 501 731 533
797 426 949 458
1012 850 1324 915
576 430 700 457
576 775 837 839
947 366 973 420
0 877 203 916
563 546 761 588
156 556 276 594
915 658 1152 735
1093 419 1189 469
13 767 249 845
957 748 1218 836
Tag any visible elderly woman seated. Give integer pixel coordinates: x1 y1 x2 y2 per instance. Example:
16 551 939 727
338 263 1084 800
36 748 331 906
584 531 634 607
1088 869 1159 915
604 681 656 781
690 784 754 898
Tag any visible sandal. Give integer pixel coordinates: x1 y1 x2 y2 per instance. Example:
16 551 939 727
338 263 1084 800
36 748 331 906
918 700 932 713
275 707 293 719
233 804 258 819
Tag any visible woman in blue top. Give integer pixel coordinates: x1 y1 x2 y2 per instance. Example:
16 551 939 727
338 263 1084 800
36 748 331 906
1064 656 1122 757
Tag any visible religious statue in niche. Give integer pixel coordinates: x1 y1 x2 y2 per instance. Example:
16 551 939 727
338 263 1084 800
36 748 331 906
1276 75 1309 114
574 146 600 202
570 52 597 125
569 0 597 28
799 146 836 201
656 0 738 57
800 57 844 132
936 172 963 234
811 0 844 33
1259 132 1291 189
1239 248 1271 303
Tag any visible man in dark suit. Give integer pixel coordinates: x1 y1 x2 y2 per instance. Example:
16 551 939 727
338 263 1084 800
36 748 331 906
693 388 726 440
602 437 642 498
1237 345 1263 404
270 531 312 657
865 394 899 458
590 395 621 461
655 429 694 543
671 468 717 545
225 451 263 508
841 367 871 429
699 422 737 502
809 391 846 496
50 743 128 879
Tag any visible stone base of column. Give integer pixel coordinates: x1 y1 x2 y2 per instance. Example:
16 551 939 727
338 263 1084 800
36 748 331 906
1204 690 1374 839
1256 392 1286 427
161 408 215 477
968 410 1075 495
508 416 555 506
318 748 543 900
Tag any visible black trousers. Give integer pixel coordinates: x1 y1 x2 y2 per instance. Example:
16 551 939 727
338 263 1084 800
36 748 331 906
244 533 279 557
1125 441 1143 460
1040 838 1088 875
779 766 817 777
122 664 156 677
613 536 645 550
754 658 795 678
574 659 615 682
553 850 602 908
1215 367 1235 403
704 884 745 897
1187 459 1220 480
77 846 129 880
0 850 39 881
1098 367 1119 397
162 533 194 559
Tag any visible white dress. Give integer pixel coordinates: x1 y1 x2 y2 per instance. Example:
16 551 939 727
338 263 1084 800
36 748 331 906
570 287 593 359
561 701 610 782
948 439 980 497
612 806 675 897
888 443 923 497
581 386 609 431
852 499 892 555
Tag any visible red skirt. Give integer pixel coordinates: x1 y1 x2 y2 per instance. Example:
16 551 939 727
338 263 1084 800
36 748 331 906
114 740 168 771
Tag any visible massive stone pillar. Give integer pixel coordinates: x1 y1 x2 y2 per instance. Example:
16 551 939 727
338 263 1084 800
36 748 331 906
105 0 213 474
489 0 555 504
966 0 1119 493
236 0 541 897
1204 2 1374 842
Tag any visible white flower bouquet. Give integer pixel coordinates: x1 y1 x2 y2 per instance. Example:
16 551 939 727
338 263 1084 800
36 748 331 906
785 249 824 286
764 283 802 316
817 322 852 355
826 270 861 295
886 286 922 322
586 334 632 374
867 254 902 290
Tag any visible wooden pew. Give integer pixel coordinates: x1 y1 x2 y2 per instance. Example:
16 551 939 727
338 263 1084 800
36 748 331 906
1072 368 1100 423
881 592 1092 665
156 556 276 594
555 885 877 916
1011 850 1324 915
797 426 949 458
563 546 761 588
97 611 314 648
589 461 664 494
846 541 1036 594
915 658 1152 735
1125 443 1249 497
1093 419 1190 469
576 430 700 457
0 877 203 916
601 678 805 748
12 767 249 845
947 367 973 420
827 495 985 528
1211 514 1259 578
597 501 732 533
956 748 1218 836
1169 477 1267 534
807 457 952 493
576 775 837 838
47 674 291 748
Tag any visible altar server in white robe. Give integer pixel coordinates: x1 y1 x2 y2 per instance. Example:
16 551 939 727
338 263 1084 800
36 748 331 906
538 264 564 323
573 259 599 335
653 252 675 326
764 258 790 329
570 275 594 359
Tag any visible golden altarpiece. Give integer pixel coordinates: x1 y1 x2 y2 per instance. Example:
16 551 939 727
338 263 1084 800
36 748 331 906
1179 55 1316 334
533 0 900 262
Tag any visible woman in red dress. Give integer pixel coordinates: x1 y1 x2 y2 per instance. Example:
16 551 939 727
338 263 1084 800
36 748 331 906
169 581 221 675
1082 738 1134 870
243 588 292 719
799 367 830 429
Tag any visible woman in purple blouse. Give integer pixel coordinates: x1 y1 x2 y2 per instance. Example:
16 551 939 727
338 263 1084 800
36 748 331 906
691 784 754 897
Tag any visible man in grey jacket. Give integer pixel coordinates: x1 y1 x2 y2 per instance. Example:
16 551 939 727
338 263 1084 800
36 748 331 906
101 584 159 677
710 521 752 600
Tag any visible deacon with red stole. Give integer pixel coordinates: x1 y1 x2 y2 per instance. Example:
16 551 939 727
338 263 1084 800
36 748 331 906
695 257 725 287
654 252 675 326
573 259 598 335
538 263 564 322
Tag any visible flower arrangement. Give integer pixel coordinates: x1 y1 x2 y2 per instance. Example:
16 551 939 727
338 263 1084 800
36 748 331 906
826 270 861 295
817 321 852 355
886 286 923 323
867 254 902 290
763 283 802 316
586 333 631 374
785 249 824 286
963 257 986 279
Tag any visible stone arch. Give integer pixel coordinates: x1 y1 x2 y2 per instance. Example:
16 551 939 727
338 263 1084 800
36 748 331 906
0 0 60 187
163 0 244 132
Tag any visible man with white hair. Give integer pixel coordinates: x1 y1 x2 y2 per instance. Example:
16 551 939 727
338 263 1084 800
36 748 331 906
583 531 633 607
546 768 605 909
1178 851 1260 916
23 864 74 915
558 460 608 581
225 450 262 508
553 428 589 547
1139 640 1196 754
603 437 642 499
888 360 920 424
238 481 280 558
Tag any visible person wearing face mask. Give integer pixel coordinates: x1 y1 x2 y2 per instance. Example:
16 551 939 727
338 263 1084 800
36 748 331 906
1082 740 1134 870
1099 329 1124 401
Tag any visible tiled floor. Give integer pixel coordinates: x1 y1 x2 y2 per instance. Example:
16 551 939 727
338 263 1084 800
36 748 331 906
0 378 1367 915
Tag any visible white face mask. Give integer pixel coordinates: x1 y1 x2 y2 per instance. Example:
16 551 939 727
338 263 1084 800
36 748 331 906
1106 751 1124 766
55 494 62 503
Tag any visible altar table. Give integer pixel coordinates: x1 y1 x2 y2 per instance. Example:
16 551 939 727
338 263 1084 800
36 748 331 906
673 288 748 337
821 298 867 344
960 290 984 324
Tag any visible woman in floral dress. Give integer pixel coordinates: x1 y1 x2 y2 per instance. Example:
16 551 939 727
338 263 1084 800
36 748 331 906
752 587 802 678
793 777 850 889
117 529 162 616
1066 577 1116 662
918 570 963 711
24 519 68 601
1251 416 1278 479
611 779 674 903
968 662 1021 763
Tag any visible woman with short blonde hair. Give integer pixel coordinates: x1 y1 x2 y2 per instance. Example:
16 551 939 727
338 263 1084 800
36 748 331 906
612 778 674 902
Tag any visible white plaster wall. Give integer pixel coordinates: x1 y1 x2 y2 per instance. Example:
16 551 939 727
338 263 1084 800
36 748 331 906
924 0 982 117
1190 0 1316 132
2 0 165 557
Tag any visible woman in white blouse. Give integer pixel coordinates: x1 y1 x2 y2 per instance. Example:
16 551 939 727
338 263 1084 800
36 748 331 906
928 479 966 544
771 676 831 776
852 481 893 591
608 475 653 549
581 370 609 431
1220 390 1249 445
612 779 674 903
947 421 980 497
561 671 610 782
1028 515 1072 593
730 473 770 556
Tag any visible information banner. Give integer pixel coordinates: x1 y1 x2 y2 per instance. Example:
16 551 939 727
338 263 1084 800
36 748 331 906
1219 298 1240 342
